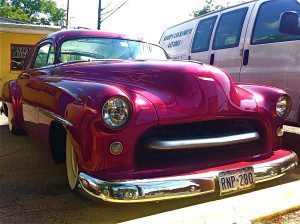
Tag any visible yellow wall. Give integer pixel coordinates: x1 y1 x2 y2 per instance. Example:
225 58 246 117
0 32 46 95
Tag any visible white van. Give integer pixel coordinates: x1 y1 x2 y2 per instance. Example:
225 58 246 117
160 0 300 126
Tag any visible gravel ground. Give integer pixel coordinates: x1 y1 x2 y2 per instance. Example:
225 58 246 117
0 114 299 223
255 207 300 224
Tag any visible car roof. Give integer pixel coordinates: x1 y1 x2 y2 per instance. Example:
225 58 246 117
45 29 139 43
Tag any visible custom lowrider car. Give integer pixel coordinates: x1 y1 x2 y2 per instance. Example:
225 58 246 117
1 30 298 203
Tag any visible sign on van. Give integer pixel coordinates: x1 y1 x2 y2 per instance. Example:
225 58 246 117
160 19 198 59
162 28 193 48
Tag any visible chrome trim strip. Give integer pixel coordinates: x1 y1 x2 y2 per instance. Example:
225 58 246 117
78 151 298 203
22 101 73 127
22 101 37 110
38 107 73 127
143 132 260 150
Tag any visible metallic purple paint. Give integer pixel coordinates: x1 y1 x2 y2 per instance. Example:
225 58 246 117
1 30 297 202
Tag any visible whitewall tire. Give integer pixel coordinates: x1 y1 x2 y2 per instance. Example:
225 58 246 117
66 133 79 190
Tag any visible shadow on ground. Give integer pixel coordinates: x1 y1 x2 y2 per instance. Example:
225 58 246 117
0 120 299 223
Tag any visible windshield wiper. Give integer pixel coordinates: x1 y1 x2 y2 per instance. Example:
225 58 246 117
89 59 124 61
58 59 92 66
59 58 127 66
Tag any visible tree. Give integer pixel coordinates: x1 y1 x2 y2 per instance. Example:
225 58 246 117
193 0 247 17
0 0 66 26
0 2 31 22
193 0 227 17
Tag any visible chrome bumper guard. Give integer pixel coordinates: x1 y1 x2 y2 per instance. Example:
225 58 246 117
143 131 260 150
78 151 298 203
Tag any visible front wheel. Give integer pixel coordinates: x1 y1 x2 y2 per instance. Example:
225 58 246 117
66 133 79 190
7 108 25 135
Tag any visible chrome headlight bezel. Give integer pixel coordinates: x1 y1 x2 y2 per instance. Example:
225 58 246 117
276 95 291 119
102 97 131 128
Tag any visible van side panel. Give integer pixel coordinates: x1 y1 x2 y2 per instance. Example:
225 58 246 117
240 0 300 123
209 2 256 82
159 20 199 59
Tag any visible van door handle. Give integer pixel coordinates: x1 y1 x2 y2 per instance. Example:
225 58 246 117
243 49 249 66
210 53 215 65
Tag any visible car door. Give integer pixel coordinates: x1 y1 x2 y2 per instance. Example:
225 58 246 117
189 14 219 64
18 41 55 141
209 2 255 82
240 0 300 122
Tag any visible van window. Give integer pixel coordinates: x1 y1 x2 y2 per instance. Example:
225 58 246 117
33 43 55 68
212 8 248 50
252 0 300 45
191 16 217 53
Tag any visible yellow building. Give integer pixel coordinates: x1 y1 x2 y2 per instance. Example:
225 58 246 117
0 19 60 94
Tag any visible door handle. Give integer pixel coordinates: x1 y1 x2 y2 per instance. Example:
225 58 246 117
243 49 249 66
19 73 31 79
210 53 215 65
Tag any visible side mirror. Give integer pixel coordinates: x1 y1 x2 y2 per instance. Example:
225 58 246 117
279 11 300 35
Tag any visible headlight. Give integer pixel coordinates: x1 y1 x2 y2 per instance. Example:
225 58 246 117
276 95 291 118
102 97 130 128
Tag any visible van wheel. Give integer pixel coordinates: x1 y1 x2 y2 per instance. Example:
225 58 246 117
8 110 25 135
66 133 79 190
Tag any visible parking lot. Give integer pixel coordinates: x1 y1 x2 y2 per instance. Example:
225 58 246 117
0 114 299 223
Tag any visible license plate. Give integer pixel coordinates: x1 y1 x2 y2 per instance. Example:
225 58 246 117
218 166 255 196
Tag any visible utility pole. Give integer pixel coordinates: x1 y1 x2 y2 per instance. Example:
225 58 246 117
66 0 70 28
97 0 101 30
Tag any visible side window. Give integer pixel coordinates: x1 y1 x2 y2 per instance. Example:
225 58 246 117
191 16 217 53
48 45 55 65
252 0 300 44
212 8 248 50
33 43 55 68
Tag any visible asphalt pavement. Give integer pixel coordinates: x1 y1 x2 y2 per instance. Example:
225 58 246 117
0 114 299 223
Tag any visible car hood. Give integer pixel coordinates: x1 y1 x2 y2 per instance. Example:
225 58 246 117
55 60 258 124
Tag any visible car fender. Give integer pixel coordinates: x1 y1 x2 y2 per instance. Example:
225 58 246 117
235 83 290 118
1 80 24 129
47 80 158 172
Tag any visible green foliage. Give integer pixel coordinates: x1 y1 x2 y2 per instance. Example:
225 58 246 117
0 2 31 22
193 0 227 17
0 0 66 26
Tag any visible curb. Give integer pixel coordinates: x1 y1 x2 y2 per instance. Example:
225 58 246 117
121 180 300 224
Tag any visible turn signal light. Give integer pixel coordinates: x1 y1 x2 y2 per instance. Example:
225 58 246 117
110 141 123 155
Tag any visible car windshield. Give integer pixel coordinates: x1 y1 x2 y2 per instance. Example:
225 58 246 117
59 37 167 63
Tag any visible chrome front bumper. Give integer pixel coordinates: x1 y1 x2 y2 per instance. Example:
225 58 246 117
78 151 298 203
